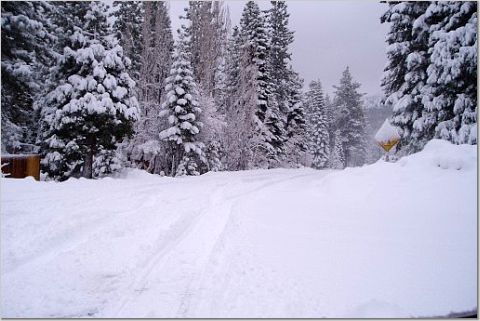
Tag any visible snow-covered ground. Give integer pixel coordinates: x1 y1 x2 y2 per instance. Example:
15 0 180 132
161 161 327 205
1 140 477 318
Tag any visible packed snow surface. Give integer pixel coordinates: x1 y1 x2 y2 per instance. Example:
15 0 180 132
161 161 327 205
1 140 476 318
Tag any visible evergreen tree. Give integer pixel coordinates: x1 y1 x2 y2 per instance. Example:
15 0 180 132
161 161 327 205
158 26 204 176
306 81 330 169
333 67 367 167
112 1 144 82
184 2 229 173
267 2 307 165
224 26 243 113
1 1 55 153
419 1 477 145
267 1 293 114
238 1 283 167
40 2 139 180
381 2 431 154
382 1 477 152
330 130 345 169
323 93 336 155
284 69 307 166
222 26 244 170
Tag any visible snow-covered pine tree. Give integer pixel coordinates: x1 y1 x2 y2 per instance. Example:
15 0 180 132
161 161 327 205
267 1 294 115
1 1 55 153
330 130 345 169
267 1 307 166
112 1 144 82
306 80 330 169
224 26 243 113
283 68 307 166
238 1 283 167
93 149 122 178
419 1 477 145
324 93 336 155
381 2 430 154
48 2 90 50
158 26 204 177
333 67 367 167
224 26 247 170
39 2 139 180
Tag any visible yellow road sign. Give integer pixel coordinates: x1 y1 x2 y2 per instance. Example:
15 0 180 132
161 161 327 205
378 138 399 152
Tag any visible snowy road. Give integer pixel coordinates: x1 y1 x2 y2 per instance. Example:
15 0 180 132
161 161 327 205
1 140 477 317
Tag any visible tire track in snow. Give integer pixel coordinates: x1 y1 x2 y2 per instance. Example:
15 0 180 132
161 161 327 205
104 181 230 317
174 184 235 317
1 176 203 276
101 171 319 317
173 172 320 317
174 171 333 317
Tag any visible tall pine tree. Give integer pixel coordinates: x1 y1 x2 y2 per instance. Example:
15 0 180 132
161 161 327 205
158 26 204 177
1 1 55 153
419 1 477 145
306 80 330 169
39 2 139 180
382 1 477 153
238 1 283 167
381 2 431 154
112 1 144 82
333 67 367 167
284 68 307 166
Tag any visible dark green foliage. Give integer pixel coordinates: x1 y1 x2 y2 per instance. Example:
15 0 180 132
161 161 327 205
333 67 367 167
1 1 55 152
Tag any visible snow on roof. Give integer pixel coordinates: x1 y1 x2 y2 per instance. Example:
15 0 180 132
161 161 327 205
374 119 401 143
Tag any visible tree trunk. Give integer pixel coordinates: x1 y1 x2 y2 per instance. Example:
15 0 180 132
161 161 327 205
342 143 349 168
82 134 96 179
170 154 175 177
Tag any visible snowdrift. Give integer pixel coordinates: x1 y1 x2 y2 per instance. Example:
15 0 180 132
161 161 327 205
1 139 477 318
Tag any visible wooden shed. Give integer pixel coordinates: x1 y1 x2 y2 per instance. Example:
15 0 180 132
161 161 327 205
1 154 41 181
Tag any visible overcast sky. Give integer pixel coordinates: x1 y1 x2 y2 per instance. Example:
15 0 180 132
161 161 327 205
168 0 389 96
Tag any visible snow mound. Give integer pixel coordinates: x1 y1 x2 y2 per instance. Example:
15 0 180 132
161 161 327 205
346 299 409 318
398 139 476 171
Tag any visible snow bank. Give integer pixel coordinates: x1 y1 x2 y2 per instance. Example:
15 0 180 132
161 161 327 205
398 139 477 171
1 140 476 318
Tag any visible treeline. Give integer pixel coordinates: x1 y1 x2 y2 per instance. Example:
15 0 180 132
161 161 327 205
1 1 476 180
1 1 368 180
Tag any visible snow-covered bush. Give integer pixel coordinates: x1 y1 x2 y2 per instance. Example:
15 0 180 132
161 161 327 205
93 149 122 178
